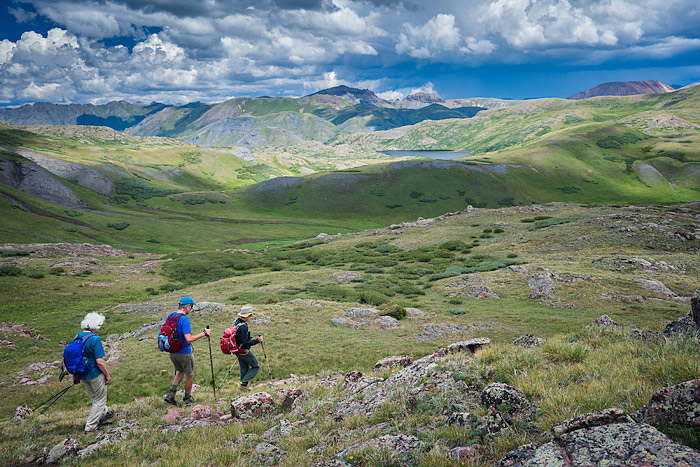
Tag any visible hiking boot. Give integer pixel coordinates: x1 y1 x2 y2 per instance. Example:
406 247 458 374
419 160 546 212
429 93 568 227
164 392 177 405
182 395 196 405
238 382 251 392
98 409 115 426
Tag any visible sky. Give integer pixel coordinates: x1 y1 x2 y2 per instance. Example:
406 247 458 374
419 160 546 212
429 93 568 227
1 0 699 106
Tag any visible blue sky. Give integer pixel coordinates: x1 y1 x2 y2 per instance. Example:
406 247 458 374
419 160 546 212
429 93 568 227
1 0 699 106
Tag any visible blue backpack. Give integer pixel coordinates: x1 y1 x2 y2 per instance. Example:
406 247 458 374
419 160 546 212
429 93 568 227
63 333 96 377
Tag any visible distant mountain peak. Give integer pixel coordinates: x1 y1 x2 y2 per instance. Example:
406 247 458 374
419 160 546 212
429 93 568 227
568 80 675 100
308 85 385 105
405 91 445 104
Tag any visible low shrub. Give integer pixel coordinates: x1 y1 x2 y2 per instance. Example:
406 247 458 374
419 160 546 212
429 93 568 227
62 226 77 232
27 272 44 279
107 222 130 230
49 267 65 275
532 217 578 229
0 249 30 257
0 266 22 276
379 304 407 320
64 209 83 217
449 308 466 315
439 240 468 251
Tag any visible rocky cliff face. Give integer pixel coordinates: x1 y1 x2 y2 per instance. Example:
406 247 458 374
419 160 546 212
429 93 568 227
568 80 675 100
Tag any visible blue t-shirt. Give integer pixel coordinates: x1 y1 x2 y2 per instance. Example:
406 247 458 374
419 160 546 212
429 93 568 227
172 312 192 354
77 331 105 380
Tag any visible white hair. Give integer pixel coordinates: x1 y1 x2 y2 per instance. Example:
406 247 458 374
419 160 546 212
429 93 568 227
81 312 105 331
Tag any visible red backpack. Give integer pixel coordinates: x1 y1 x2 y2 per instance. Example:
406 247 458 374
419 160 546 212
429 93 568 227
220 323 245 355
158 313 185 353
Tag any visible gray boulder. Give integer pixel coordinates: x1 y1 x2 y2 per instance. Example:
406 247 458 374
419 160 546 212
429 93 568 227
481 383 535 423
467 285 500 299
528 271 556 299
512 334 543 348
446 337 491 354
336 434 424 459
693 288 700 326
46 438 78 464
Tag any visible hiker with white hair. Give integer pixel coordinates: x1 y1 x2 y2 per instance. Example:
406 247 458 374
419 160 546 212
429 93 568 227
66 312 113 432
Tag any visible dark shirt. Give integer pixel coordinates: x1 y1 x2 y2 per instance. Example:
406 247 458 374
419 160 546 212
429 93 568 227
233 318 259 351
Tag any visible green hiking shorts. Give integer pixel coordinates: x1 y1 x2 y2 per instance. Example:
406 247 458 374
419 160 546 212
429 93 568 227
170 352 195 376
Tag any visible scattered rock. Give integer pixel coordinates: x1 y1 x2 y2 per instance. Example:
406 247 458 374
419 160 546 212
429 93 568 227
314 375 340 389
190 405 213 420
163 409 182 424
506 265 528 274
552 408 633 438
231 392 276 420
446 412 473 426
450 445 480 462
446 338 491 354
467 285 500 299
404 307 425 317
373 355 413 372
663 311 700 338
475 409 509 436
331 307 400 330
332 271 361 283
635 278 683 299
528 272 556 299
78 422 138 458
11 405 32 421
254 441 286 463
280 388 306 411
312 459 352 467
195 301 229 314
589 315 622 328
0 339 15 348
251 315 272 325
634 378 700 429
481 383 534 423
497 409 700 466
46 438 78 464
120 321 159 340
336 434 424 459
0 323 48 341
512 334 543 348
375 315 399 329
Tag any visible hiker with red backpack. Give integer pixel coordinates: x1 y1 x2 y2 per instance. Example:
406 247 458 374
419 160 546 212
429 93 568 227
64 312 113 432
160 297 210 405
221 305 262 391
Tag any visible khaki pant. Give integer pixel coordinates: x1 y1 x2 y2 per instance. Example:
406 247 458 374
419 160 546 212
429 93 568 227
82 373 108 432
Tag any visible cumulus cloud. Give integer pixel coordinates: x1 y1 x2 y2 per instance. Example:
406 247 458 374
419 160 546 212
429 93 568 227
396 13 495 59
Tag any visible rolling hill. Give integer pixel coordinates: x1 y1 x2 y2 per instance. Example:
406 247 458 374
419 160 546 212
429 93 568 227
568 80 675 100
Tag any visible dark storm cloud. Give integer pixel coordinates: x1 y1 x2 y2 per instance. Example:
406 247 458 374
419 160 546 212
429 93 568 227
358 0 423 12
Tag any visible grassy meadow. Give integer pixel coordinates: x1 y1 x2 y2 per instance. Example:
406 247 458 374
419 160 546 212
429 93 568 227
1 202 698 465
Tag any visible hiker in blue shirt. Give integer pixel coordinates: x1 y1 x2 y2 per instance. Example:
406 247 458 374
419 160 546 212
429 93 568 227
74 312 113 432
163 297 210 405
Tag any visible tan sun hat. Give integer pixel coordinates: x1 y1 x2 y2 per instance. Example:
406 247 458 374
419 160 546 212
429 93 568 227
237 304 253 319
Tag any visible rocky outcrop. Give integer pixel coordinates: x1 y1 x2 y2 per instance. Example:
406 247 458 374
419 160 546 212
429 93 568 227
11 405 32 421
527 271 556 299
634 379 700 429
467 285 500 299
446 338 491 354
78 422 139 459
280 388 306 411
231 392 276 420
692 288 700 327
512 334 543 348
46 438 78 464
336 434 424 459
331 308 399 330
589 314 622 328
663 292 700 337
496 408 700 466
373 355 413 372
331 271 361 283
635 278 684 300
568 80 674 100
481 383 535 423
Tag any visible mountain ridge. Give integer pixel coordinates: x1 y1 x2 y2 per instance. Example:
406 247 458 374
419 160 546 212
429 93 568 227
568 80 675 100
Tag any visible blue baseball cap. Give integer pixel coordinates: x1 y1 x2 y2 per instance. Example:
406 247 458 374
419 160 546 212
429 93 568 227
179 296 197 307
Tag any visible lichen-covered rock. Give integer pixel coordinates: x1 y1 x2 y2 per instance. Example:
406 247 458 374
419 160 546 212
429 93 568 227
342 371 365 388
475 410 508 436
446 338 491 354
78 422 138 458
692 288 700 326
494 444 537 467
404 307 425 317
163 409 182 423
663 311 700 338
498 411 700 466
446 412 473 426
375 315 399 329
312 459 352 467
11 405 32 421
373 355 413 372
280 388 306 411
512 334 543 348
636 278 682 299
450 445 480 462
336 434 424 458
255 441 286 464
634 379 700 429
481 383 534 422
589 314 621 327
528 272 556 299
46 438 78 464
231 392 276 420
467 285 500 299
190 405 212 420
552 408 633 438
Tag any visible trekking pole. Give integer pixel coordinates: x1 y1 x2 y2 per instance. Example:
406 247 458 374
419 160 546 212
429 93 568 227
39 383 76 414
206 326 216 400
216 357 238 391
32 383 75 412
259 335 273 384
